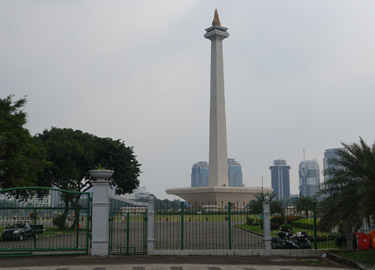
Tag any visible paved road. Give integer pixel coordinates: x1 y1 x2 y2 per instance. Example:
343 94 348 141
0 264 355 270
0 255 354 270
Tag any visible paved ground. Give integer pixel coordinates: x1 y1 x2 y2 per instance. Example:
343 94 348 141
0 255 354 270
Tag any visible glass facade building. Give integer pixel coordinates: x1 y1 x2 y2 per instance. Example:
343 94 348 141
323 148 345 182
191 162 209 187
269 159 291 200
299 159 320 197
191 159 243 187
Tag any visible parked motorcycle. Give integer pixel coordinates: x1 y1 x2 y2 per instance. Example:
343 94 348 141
271 229 311 249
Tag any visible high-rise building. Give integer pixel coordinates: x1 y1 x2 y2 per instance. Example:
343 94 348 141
269 159 291 200
191 159 243 187
191 162 209 187
299 159 320 197
228 159 243 187
323 148 345 182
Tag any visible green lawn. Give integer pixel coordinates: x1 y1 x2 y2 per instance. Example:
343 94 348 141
332 249 375 264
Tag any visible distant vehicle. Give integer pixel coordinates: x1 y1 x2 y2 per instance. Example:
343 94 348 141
1 222 43 241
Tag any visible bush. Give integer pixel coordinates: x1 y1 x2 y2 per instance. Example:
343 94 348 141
53 214 66 230
286 216 301 224
271 223 280 230
292 221 314 231
271 216 284 225
246 218 254 225
280 224 293 232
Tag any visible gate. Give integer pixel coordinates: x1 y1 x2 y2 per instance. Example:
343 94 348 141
0 187 90 256
109 196 147 255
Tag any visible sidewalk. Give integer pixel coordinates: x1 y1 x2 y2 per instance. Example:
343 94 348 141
0 255 354 270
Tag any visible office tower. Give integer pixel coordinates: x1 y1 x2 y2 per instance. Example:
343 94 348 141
191 162 209 187
228 159 243 187
299 159 320 197
323 148 345 182
269 159 291 200
191 159 243 187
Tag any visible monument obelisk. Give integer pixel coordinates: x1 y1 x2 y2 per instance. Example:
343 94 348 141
205 9 229 187
166 10 272 205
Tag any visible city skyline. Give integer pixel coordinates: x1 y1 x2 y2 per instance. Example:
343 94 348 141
1 1 375 199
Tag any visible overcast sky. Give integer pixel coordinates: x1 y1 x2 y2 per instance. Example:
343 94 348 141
2 1 375 199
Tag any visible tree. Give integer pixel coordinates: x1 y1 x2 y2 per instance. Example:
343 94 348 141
248 192 284 216
36 127 141 228
36 127 141 194
294 196 314 218
319 138 375 248
0 95 48 189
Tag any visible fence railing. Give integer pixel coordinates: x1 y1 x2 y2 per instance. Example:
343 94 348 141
109 196 147 255
0 187 91 256
154 202 264 250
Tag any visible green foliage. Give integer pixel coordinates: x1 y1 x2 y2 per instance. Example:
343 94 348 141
52 214 67 230
247 200 262 214
294 196 314 217
247 192 284 216
319 138 375 243
0 95 49 188
36 127 141 194
291 221 314 231
246 218 254 225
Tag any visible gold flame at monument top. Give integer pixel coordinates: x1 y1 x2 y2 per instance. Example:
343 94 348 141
212 9 221 27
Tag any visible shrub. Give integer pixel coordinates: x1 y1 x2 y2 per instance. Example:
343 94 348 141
286 216 301 224
271 216 284 225
246 218 254 225
280 224 293 232
292 221 314 231
53 214 66 230
271 223 280 230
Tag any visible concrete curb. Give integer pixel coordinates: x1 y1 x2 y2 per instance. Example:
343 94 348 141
327 253 375 270
153 249 322 257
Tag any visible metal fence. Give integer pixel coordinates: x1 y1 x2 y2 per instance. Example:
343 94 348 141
270 203 351 250
109 196 147 255
154 202 264 250
0 187 90 256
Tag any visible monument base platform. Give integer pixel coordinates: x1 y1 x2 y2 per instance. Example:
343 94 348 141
166 186 272 207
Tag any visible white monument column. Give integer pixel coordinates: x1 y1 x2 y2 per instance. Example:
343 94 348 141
205 10 229 187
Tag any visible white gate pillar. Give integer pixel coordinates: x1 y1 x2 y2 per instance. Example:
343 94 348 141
90 170 113 256
263 196 271 252
147 196 155 255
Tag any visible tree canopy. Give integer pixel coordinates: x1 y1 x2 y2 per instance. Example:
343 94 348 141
248 192 284 215
0 95 48 188
36 127 141 194
294 196 314 218
319 138 375 247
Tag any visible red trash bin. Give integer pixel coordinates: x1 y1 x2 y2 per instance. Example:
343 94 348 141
355 232 370 250
370 231 375 249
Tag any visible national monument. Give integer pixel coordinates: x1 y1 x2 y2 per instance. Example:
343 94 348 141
166 10 272 206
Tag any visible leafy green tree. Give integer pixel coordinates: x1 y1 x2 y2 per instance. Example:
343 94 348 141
248 192 284 216
36 127 141 228
36 127 141 194
319 138 375 248
0 95 48 189
294 196 314 218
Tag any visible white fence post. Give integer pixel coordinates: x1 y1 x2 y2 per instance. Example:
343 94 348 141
91 179 110 255
263 196 271 252
147 196 155 255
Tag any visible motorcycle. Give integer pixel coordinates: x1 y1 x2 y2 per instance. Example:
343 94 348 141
271 229 311 249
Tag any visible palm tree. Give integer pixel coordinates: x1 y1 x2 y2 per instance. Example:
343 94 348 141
319 138 375 248
294 196 314 218
250 192 284 216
